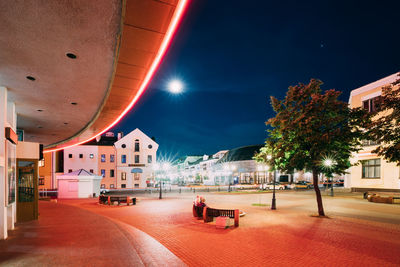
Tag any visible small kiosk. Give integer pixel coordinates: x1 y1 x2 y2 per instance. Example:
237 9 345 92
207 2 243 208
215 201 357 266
57 169 102 199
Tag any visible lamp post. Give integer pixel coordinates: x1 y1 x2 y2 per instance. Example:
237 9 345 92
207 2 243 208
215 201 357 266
153 162 171 199
266 155 276 210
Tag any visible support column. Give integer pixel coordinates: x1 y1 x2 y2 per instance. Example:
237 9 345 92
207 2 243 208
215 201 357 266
0 87 8 239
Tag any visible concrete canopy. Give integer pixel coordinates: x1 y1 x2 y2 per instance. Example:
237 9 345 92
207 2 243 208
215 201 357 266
0 0 188 151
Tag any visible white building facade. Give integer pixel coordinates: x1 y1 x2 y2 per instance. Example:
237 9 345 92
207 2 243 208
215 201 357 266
114 129 158 188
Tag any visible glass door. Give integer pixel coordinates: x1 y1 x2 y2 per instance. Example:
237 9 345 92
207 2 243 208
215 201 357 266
17 160 38 222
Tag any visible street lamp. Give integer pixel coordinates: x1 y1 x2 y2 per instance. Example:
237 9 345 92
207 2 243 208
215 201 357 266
153 162 170 199
323 158 335 197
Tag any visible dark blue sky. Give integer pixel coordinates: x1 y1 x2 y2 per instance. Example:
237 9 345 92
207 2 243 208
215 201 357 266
113 0 400 158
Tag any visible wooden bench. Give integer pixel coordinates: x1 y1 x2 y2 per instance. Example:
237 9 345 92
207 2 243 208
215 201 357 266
364 191 400 204
99 195 136 206
203 206 239 227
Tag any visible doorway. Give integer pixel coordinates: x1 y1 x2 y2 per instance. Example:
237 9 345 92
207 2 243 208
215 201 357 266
17 159 38 222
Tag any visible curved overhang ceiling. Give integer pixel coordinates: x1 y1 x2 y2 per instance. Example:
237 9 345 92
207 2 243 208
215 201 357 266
0 0 189 153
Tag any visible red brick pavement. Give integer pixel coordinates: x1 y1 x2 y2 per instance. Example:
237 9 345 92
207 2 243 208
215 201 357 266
68 193 400 267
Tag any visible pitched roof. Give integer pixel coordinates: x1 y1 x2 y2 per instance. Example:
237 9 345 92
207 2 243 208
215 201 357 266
60 169 95 176
217 144 264 163
83 135 117 146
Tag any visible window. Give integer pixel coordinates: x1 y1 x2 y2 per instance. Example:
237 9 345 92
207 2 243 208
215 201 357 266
110 169 115 177
121 172 126 180
110 184 115 189
135 155 140 163
101 154 106 162
39 159 44 167
121 184 126 188
122 144 126 148
361 159 381 179
90 154 94 159
79 154 83 158
39 177 44 185
148 144 152 149
121 154 126 164
68 169 72 173
101 169 106 177
362 96 381 113
134 184 139 188
100 184 105 189
134 173 140 180
110 154 115 163
90 169 94 173
148 155 152 164
69 154 72 158
135 139 140 152
362 139 379 147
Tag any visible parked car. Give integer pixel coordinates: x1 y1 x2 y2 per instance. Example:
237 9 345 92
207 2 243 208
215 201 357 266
291 181 313 189
260 182 285 190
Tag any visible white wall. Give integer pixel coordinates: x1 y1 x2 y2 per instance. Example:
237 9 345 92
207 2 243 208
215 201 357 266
0 87 17 240
64 145 98 174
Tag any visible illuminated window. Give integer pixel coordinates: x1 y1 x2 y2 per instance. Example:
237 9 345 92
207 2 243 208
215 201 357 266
361 159 380 179
110 184 115 189
121 154 126 163
101 169 105 177
90 154 94 159
110 169 114 177
362 96 381 113
148 155 152 163
134 173 140 180
135 155 140 163
100 184 105 189
101 154 106 162
135 139 140 152
39 159 44 167
110 154 115 163
121 172 126 180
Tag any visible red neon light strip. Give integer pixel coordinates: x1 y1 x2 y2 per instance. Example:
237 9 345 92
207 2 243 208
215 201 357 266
45 0 189 153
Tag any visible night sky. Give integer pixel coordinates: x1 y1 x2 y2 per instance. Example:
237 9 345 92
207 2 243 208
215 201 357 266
112 0 400 159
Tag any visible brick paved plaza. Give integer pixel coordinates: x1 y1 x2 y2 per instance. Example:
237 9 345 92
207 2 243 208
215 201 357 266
1 191 400 266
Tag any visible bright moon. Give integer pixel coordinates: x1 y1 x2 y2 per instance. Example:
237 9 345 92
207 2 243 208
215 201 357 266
168 80 183 94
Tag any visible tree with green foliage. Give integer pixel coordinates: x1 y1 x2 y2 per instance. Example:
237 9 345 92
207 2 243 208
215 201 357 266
370 75 400 165
255 79 370 216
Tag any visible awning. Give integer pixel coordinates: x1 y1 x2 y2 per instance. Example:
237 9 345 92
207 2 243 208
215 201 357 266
131 168 143 173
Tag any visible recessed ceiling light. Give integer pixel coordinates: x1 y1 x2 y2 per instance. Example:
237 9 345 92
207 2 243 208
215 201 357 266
66 53 77 59
26 76 35 81
71 102 77 105
37 109 43 112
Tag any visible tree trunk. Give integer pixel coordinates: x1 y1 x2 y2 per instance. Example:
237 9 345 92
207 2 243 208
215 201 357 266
312 168 325 216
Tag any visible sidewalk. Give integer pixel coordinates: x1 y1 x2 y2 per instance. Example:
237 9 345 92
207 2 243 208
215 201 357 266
0 201 185 267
